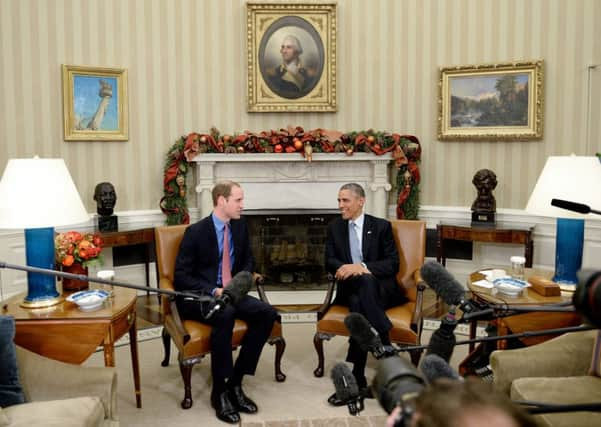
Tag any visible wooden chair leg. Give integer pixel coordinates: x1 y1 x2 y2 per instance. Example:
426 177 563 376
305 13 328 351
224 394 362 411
270 336 287 382
160 327 171 367
179 361 193 409
313 332 326 377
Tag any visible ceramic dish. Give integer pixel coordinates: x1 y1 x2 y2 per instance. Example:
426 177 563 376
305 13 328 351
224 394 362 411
66 289 110 311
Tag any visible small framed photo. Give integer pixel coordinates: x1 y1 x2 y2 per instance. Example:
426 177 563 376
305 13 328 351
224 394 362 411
62 65 128 141
438 60 544 141
246 1 337 112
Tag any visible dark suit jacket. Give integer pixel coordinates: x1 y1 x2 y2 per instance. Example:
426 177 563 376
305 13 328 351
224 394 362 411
325 214 403 305
174 215 254 296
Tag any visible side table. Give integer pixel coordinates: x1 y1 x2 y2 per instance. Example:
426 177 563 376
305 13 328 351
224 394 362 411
436 221 535 267
1 286 142 408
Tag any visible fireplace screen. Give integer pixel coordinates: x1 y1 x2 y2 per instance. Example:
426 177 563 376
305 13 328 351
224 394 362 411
247 214 337 290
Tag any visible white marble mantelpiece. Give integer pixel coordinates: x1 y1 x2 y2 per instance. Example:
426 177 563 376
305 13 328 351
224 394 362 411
192 153 393 217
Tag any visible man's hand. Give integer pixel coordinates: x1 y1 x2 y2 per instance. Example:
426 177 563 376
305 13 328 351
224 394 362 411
335 263 370 280
213 287 224 297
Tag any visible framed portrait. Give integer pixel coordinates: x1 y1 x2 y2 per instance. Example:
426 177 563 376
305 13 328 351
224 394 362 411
62 65 128 141
438 60 544 141
246 1 337 112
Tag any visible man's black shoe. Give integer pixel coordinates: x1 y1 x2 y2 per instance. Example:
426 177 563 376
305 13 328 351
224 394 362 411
327 386 373 407
211 391 240 424
327 392 346 407
360 386 374 399
228 385 258 414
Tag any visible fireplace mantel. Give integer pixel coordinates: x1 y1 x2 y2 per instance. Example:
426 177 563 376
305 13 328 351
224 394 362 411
192 153 394 217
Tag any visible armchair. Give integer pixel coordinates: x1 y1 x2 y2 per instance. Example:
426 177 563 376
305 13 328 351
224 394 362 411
490 330 601 427
313 219 427 377
154 224 286 410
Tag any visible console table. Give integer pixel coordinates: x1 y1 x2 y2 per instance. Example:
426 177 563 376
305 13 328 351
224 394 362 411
1 287 142 407
436 221 535 267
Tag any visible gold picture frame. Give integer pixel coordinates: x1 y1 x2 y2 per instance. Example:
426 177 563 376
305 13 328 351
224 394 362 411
62 65 128 141
246 1 337 112
438 60 544 141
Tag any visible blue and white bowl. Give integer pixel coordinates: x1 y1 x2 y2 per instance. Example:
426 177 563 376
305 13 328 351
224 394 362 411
66 289 110 311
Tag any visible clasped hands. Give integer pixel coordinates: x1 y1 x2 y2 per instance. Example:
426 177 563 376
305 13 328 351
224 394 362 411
335 262 370 280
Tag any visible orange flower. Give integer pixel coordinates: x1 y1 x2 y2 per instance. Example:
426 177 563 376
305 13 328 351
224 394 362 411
55 231 104 268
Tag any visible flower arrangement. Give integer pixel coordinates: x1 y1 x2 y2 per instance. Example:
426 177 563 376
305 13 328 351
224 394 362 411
55 231 104 268
160 126 422 225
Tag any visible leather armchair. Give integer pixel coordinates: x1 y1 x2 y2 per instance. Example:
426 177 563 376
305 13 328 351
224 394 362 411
154 224 286 410
490 330 601 427
313 219 427 377
0 346 118 426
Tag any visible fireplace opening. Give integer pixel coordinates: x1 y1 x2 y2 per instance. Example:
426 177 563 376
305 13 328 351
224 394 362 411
247 213 338 291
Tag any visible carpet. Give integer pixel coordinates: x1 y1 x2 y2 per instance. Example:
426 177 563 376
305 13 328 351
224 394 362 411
241 415 388 426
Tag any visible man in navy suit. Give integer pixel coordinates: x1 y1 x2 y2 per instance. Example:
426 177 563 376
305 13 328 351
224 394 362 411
174 180 278 424
325 183 407 405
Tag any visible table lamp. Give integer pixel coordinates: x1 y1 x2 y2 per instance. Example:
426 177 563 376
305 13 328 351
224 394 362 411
525 155 601 287
0 157 90 308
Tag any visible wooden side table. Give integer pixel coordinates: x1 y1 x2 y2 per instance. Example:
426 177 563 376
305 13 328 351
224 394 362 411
1 286 142 408
436 221 535 267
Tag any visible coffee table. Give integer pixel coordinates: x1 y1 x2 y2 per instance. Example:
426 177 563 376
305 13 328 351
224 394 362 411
1 286 141 408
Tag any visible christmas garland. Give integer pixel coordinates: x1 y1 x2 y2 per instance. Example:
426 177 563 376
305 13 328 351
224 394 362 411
160 126 421 225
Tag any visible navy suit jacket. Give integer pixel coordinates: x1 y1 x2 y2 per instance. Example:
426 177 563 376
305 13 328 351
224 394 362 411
174 215 254 295
325 214 403 304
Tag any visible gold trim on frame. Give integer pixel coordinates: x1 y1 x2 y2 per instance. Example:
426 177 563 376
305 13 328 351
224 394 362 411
62 65 128 141
438 60 544 141
247 1 337 112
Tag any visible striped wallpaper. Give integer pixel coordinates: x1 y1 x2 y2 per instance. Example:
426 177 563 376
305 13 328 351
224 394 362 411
0 0 599 214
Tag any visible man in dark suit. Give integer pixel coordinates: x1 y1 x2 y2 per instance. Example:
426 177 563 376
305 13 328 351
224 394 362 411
174 180 278 424
325 183 407 405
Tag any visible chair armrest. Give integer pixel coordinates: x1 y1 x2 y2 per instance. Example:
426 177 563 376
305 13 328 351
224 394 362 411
491 329 597 395
254 273 271 305
167 297 190 345
16 346 118 421
410 269 426 334
315 274 337 320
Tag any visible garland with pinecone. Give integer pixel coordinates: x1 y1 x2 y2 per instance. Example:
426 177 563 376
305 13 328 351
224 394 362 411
160 126 421 225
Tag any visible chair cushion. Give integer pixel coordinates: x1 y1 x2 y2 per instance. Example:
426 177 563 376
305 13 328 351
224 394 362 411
0 316 25 408
590 331 601 377
510 376 601 427
1 396 105 427
178 319 248 358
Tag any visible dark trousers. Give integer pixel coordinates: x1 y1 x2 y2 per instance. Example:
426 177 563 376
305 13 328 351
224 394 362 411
178 294 278 383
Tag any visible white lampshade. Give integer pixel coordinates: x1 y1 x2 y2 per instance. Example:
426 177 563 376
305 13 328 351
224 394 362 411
526 155 601 219
0 157 89 229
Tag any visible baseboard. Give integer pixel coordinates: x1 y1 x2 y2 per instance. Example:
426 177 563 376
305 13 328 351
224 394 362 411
422 318 487 337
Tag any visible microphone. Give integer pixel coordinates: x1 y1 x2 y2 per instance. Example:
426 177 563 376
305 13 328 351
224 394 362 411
420 261 478 315
344 313 397 359
425 310 457 362
551 198 601 215
330 363 363 416
204 271 253 319
419 353 461 384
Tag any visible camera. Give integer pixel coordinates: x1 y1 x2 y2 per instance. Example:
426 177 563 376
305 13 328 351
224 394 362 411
574 269 601 328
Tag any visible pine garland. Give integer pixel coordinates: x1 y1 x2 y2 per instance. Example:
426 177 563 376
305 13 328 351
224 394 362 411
160 127 421 224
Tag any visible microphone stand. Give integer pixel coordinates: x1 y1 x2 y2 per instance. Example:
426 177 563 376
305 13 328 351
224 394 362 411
0 261 213 303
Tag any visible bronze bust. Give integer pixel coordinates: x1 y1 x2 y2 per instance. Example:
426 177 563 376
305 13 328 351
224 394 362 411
94 182 118 231
471 169 497 223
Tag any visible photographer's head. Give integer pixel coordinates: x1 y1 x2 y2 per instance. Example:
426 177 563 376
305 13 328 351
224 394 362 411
389 378 535 427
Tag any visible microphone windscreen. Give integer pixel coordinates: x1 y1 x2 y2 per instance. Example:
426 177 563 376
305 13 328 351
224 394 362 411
426 318 457 362
330 363 359 402
419 354 460 384
223 271 253 304
551 198 591 214
344 312 383 353
420 261 465 306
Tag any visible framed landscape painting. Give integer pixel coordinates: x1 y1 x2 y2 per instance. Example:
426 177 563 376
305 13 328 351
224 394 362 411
438 60 544 141
246 1 337 112
62 65 128 141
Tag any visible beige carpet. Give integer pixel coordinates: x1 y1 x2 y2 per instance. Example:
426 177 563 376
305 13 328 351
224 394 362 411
85 322 468 427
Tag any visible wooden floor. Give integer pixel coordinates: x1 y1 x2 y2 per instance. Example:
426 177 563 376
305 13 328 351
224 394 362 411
135 286 447 328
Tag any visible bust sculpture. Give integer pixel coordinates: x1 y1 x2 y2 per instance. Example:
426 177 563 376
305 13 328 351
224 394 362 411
471 169 497 223
94 182 118 231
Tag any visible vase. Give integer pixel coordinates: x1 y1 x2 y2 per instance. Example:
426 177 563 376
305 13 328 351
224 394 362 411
62 263 89 292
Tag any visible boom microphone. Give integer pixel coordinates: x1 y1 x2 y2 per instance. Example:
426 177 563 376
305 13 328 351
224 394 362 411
419 354 461 384
344 313 397 359
330 363 363 416
204 271 253 319
420 261 477 315
551 198 601 215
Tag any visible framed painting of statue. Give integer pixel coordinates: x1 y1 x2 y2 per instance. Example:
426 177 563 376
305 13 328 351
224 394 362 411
438 60 544 141
246 1 337 112
62 65 128 141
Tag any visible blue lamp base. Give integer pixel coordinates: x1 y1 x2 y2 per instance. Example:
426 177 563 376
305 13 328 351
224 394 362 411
20 227 61 308
553 218 584 287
